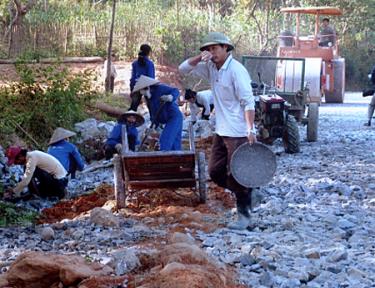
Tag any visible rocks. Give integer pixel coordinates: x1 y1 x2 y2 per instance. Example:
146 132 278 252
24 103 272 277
304 248 320 259
40 227 55 241
191 96 375 286
337 218 356 230
327 248 348 263
159 242 216 267
89 207 120 227
3 251 113 288
144 242 228 288
2 94 375 287
170 232 196 245
74 118 103 141
109 247 140 275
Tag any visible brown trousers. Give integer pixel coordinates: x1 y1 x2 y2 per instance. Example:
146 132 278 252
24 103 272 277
208 134 252 215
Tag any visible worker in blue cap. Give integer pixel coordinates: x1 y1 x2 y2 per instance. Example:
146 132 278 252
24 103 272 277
132 75 182 151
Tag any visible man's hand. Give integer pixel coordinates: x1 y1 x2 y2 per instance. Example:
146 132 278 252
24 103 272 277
247 127 257 145
115 143 122 154
247 133 257 145
160 94 173 102
201 51 212 62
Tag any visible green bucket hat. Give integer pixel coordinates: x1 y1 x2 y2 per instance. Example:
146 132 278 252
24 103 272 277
200 32 234 51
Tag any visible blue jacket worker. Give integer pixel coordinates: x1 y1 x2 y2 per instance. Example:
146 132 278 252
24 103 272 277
48 128 85 179
104 110 144 159
133 75 183 151
129 44 155 112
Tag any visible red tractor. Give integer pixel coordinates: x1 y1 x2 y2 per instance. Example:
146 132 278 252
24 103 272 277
277 6 345 103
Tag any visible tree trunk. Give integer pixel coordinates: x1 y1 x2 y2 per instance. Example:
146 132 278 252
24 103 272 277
94 102 126 118
5 0 37 57
105 0 116 92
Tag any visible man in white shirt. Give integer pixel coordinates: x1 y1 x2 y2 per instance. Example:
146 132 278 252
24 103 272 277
6 147 68 199
185 89 214 122
179 32 256 230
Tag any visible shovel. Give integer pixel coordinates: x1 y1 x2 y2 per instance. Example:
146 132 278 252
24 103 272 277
138 101 166 151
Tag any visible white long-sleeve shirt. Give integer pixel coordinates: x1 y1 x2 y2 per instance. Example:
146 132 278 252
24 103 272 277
103 60 117 79
189 89 214 122
14 151 67 195
179 54 254 137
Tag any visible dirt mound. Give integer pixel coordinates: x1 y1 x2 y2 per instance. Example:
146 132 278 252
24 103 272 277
37 184 114 224
126 187 202 210
129 241 245 288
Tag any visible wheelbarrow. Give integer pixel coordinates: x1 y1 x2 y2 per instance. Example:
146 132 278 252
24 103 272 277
113 122 207 209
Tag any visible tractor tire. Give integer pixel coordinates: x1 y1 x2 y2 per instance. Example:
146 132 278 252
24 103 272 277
324 58 345 103
307 103 319 142
197 151 207 204
283 115 300 154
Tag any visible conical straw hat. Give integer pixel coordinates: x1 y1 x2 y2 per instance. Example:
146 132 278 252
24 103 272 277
49 128 76 145
132 75 159 92
118 110 145 127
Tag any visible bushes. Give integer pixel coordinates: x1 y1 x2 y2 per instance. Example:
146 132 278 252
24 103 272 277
0 62 99 149
0 201 38 227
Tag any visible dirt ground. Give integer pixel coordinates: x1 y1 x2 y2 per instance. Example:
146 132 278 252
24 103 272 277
32 136 242 287
0 61 244 287
0 60 183 93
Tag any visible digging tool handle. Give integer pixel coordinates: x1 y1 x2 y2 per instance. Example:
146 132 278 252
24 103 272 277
138 101 166 151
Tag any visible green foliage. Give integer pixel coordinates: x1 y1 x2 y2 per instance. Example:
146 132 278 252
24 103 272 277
0 62 99 149
0 201 38 227
2 0 374 88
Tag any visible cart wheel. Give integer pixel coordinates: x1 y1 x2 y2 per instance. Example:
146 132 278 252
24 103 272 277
113 155 126 209
307 103 319 142
197 151 207 203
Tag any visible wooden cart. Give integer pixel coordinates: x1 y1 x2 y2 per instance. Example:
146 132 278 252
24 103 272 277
113 124 207 209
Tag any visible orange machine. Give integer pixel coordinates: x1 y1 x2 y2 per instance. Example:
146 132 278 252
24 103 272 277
277 6 345 103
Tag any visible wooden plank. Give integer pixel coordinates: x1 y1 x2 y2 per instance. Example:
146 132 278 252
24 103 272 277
124 155 195 166
123 151 195 158
129 172 194 181
126 164 194 178
128 179 196 189
127 166 194 174
126 162 194 171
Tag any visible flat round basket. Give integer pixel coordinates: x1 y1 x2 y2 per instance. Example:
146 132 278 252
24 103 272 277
230 142 276 188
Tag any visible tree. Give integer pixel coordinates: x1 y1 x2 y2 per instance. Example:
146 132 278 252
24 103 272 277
105 0 116 92
4 0 37 56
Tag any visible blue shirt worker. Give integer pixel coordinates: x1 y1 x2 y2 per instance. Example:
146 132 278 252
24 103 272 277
129 44 155 112
47 128 85 179
104 110 144 159
132 75 183 151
